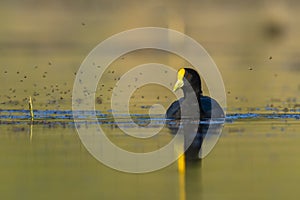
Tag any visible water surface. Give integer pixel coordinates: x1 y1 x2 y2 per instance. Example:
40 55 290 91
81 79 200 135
0 1 300 199
0 115 299 200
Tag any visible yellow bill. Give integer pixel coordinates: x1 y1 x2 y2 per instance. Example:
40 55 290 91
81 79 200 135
173 68 185 92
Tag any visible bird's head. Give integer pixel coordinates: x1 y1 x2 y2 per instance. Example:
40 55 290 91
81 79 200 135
173 68 202 95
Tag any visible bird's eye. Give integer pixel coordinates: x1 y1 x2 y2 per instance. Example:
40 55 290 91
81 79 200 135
186 73 192 80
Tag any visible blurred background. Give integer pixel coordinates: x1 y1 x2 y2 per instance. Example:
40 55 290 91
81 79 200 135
1 0 299 113
1 1 300 200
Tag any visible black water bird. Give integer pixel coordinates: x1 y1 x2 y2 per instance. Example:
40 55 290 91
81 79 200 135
166 68 224 160
166 68 224 121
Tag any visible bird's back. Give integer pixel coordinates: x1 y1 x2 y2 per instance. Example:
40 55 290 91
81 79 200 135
166 96 224 120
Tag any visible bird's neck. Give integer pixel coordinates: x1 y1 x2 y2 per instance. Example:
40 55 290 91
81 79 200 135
183 88 202 100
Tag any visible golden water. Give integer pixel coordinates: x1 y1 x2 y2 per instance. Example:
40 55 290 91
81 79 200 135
0 1 300 200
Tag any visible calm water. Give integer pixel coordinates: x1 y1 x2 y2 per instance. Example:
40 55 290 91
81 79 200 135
1 0 300 200
0 116 300 200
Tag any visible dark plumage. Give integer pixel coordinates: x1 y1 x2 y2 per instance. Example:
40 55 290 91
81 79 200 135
166 68 224 120
166 68 224 160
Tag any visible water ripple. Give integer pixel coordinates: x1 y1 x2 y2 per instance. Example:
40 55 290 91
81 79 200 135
0 109 299 125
